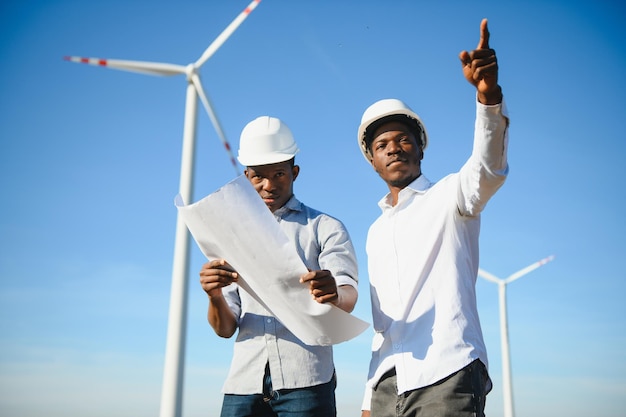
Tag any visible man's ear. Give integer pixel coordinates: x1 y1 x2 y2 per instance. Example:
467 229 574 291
292 165 300 181
369 152 381 172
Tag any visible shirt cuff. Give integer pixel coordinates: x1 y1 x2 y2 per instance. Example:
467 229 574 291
335 274 358 290
361 386 373 411
476 95 509 121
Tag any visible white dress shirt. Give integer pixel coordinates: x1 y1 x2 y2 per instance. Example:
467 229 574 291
362 99 509 409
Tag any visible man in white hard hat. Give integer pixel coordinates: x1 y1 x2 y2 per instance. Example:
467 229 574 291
199 116 359 417
359 19 508 417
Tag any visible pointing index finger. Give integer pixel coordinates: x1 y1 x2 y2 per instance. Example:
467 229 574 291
477 18 490 49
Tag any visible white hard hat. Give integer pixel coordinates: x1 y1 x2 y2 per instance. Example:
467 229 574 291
237 116 300 166
357 98 428 162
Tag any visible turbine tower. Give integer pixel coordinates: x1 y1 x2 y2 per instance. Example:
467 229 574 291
64 2 262 416
478 255 555 417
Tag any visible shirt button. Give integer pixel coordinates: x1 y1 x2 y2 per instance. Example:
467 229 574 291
266 318 272 323
393 343 401 350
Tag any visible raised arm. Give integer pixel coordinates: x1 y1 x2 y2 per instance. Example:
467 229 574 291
457 19 509 217
459 19 502 105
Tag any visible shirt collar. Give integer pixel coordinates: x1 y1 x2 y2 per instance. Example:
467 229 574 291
274 195 302 218
378 174 431 210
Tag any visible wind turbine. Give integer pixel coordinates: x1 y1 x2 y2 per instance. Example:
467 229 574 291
64 2 262 416
478 254 555 417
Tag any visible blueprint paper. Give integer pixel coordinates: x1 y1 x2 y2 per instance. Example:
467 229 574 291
175 175 369 346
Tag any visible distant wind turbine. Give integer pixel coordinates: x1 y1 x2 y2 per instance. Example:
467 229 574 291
478 255 555 417
64 1 262 417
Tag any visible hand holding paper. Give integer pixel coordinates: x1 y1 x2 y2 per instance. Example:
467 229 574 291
176 175 369 346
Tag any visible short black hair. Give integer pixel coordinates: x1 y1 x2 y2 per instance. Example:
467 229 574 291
364 114 424 154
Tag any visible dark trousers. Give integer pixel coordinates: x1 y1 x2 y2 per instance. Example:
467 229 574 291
371 359 491 417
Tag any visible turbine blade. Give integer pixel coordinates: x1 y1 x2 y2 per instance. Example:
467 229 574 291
64 56 187 77
478 268 502 284
506 255 555 284
194 0 261 68
190 73 240 175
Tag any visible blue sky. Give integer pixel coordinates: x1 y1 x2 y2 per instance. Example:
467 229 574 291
1 1 625 416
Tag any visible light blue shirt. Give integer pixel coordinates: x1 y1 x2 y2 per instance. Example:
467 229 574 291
363 100 509 409
221 196 358 394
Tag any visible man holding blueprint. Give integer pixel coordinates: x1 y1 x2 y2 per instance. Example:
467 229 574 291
198 116 359 417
